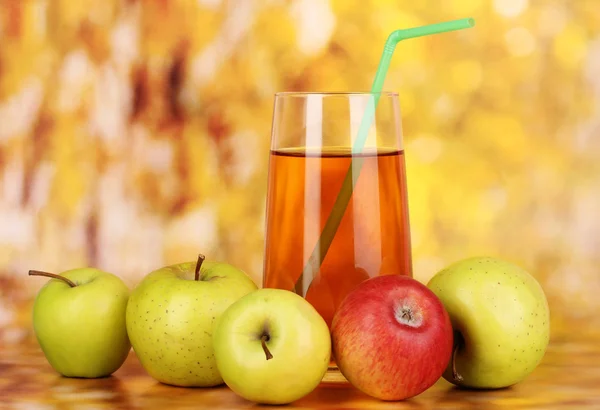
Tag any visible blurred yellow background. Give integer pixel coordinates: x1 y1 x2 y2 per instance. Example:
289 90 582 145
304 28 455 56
1 0 599 345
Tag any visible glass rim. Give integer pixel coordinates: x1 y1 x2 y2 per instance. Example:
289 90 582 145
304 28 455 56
274 91 399 98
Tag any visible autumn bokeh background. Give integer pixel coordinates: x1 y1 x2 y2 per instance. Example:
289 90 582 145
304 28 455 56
1 0 599 345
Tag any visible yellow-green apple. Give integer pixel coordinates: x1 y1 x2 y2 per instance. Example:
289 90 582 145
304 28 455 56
427 256 550 389
126 255 257 387
29 268 131 378
213 288 331 405
331 275 453 401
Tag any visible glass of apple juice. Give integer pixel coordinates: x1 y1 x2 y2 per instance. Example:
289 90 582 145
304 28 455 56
262 92 413 382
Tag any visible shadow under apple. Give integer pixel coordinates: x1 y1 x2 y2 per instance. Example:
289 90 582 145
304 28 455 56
433 381 515 409
284 383 431 409
46 373 133 410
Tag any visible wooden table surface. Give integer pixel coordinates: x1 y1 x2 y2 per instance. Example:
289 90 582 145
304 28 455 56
1 335 599 409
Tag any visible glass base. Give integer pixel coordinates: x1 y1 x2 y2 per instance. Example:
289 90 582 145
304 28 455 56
321 364 349 384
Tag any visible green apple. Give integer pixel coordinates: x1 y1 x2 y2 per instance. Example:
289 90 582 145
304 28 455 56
213 288 331 405
125 254 257 387
427 256 550 389
29 268 131 378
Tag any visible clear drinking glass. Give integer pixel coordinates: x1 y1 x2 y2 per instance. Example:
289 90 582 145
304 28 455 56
262 92 412 379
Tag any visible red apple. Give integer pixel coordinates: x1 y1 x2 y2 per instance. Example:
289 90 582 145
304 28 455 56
331 275 453 401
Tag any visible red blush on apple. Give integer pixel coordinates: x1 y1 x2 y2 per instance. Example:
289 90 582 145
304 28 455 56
331 275 453 401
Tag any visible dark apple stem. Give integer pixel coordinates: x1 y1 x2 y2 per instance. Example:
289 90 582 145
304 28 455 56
28 270 77 288
194 254 206 281
261 334 273 360
451 343 463 382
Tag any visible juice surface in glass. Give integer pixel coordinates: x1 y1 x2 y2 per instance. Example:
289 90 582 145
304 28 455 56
263 146 412 328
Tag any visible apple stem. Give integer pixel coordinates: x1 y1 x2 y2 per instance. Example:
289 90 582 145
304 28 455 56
194 254 206 281
261 334 273 360
28 270 77 288
451 343 463 382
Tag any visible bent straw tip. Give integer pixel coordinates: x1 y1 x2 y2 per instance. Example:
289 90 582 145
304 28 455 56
445 17 476 30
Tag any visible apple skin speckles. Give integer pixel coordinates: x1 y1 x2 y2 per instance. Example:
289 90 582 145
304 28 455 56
125 258 257 387
427 256 550 389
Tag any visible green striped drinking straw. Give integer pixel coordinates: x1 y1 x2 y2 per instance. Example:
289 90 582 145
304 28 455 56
295 18 476 293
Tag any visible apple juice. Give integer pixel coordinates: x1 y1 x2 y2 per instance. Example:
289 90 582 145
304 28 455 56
263 147 412 329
